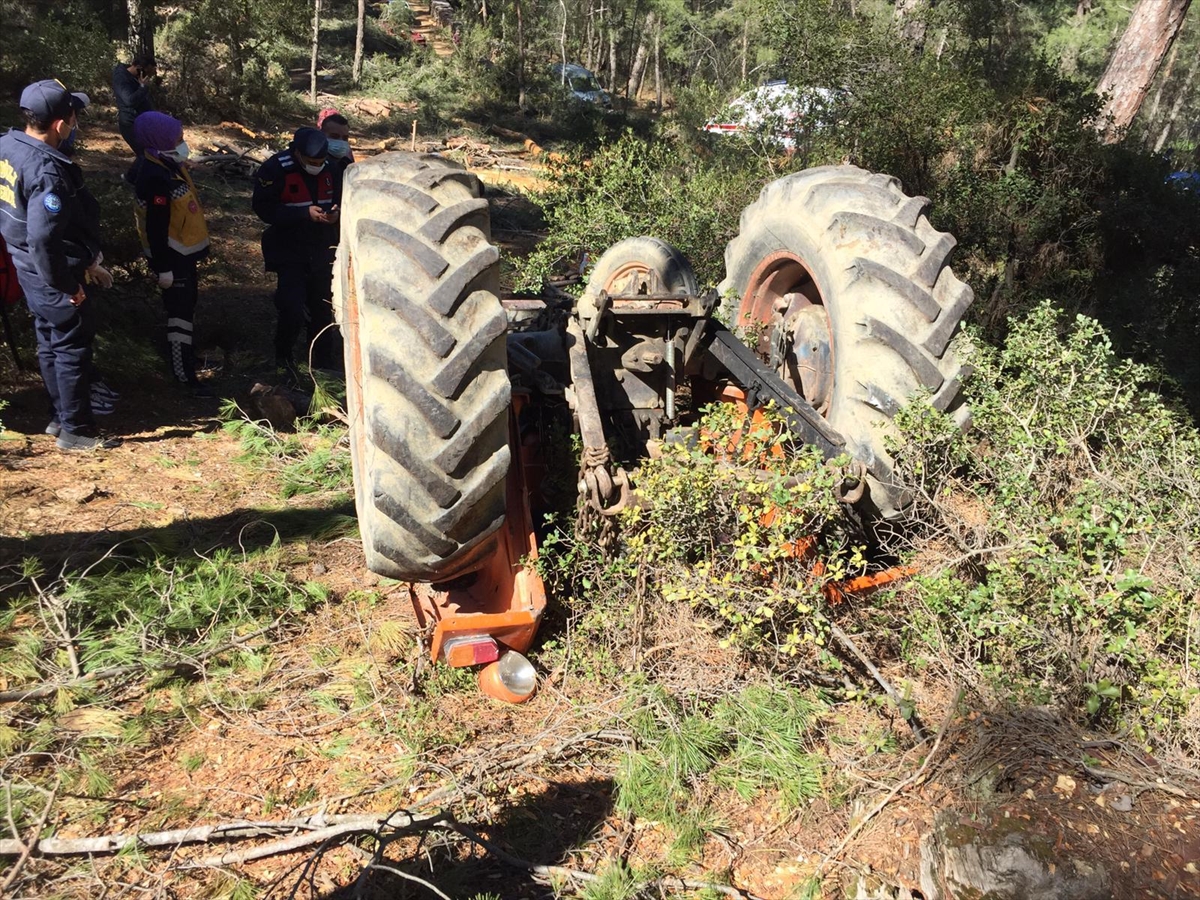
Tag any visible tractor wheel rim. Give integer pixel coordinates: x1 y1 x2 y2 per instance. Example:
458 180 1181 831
738 251 835 414
602 260 664 295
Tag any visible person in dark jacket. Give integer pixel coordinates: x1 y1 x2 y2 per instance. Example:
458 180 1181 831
112 58 155 154
132 111 212 395
252 127 342 376
0 80 118 450
318 108 354 179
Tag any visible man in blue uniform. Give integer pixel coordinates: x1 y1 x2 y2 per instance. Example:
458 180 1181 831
0 80 118 450
252 127 342 378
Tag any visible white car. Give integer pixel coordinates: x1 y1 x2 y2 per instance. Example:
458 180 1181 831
704 81 841 148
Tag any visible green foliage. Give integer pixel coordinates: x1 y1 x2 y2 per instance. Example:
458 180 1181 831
578 861 639 900
220 401 353 499
0 2 115 94
513 132 773 291
888 303 1200 746
0 548 326 760
627 404 863 657
615 684 825 853
159 0 309 121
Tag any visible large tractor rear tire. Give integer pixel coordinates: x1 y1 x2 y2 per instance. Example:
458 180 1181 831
334 154 511 581
719 166 973 517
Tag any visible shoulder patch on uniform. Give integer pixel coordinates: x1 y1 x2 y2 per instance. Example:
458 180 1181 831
43 193 62 213
258 178 274 186
152 195 168 206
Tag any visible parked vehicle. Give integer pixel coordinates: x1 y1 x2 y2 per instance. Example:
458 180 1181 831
703 81 842 148
550 63 612 108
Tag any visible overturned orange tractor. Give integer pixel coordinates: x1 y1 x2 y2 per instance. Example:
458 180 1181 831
333 157 973 700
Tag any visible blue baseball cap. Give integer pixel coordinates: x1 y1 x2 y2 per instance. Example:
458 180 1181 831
292 127 328 159
19 79 90 122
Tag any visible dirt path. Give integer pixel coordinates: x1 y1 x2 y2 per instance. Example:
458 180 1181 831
410 1 458 58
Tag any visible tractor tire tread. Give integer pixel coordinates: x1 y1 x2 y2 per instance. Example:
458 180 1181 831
335 154 511 580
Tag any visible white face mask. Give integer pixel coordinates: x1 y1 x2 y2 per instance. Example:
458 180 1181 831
302 160 325 175
164 141 190 162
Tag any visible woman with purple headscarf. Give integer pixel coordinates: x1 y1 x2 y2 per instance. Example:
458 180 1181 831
132 111 212 395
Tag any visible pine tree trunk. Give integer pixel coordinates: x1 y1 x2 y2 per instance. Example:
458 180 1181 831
654 23 662 111
893 0 931 54
584 0 594 70
608 25 618 93
1096 0 1192 141
516 0 527 109
127 0 155 64
559 0 568 74
310 0 322 104
352 0 366 86
1154 50 1199 152
626 12 655 101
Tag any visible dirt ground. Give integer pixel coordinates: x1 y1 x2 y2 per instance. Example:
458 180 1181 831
2 116 1199 899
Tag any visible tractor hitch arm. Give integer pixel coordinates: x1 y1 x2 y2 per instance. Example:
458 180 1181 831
700 321 845 460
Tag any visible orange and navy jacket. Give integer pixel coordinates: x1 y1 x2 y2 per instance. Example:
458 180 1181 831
251 149 340 273
134 154 209 273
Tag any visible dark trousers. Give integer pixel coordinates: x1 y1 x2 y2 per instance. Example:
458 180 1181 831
163 257 200 383
119 119 141 155
274 265 341 370
23 280 96 435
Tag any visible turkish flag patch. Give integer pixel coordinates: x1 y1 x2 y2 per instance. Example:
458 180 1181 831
152 195 168 206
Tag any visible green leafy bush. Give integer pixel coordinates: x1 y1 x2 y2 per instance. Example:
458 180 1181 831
512 132 772 291
626 404 864 656
0 2 115 94
887 303 1200 747
159 0 309 121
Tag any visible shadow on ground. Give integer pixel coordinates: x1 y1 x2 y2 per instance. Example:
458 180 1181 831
317 777 616 900
0 500 358 573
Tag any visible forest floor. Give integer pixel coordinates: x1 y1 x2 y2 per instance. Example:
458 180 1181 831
0 116 1198 900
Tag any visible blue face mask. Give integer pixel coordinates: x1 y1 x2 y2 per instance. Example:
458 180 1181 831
60 126 78 154
326 139 350 159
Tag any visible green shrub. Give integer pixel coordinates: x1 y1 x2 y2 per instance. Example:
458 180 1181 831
513 132 772 291
158 0 309 122
615 683 825 855
0 2 115 95
625 404 864 657
887 302 1200 747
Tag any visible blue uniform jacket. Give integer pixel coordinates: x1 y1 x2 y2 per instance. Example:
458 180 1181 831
252 150 340 273
0 129 101 303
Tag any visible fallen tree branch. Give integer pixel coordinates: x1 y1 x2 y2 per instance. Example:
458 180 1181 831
0 779 58 893
367 862 454 900
448 820 765 900
1080 764 1192 799
0 810 444 858
828 621 929 742
813 688 963 881
289 728 626 817
0 664 141 704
